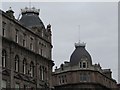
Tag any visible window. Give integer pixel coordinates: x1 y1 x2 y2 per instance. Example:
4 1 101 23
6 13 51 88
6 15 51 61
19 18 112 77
15 55 19 72
2 22 6 37
83 62 86 68
30 37 33 50
23 34 26 47
23 59 27 74
2 50 7 67
80 73 89 82
82 73 87 81
62 76 64 83
39 66 42 80
30 62 34 77
39 42 44 56
87 62 89 68
65 75 67 83
15 30 18 43
80 61 88 69
79 62 82 68
40 66 44 80
41 66 44 80
24 85 27 90
59 76 61 84
2 79 7 89
41 30 44 37
15 83 20 89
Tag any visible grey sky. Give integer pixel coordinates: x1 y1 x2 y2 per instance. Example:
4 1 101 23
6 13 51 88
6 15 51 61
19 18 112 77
1 2 118 82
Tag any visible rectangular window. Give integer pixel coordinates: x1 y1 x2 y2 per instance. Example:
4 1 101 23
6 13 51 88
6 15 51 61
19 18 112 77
2 79 7 89
30 37 33 50
62 76 64 83
23 34 26 47
83 62 86 68
2 22 6 37
87 62 89 68
59 76 61 84
15 30 18 43
41 66 44 80
42 30 44 37
15 61 19 72
80 73 89 82
65 75 67 83
15 83 20 89
24 85 27 90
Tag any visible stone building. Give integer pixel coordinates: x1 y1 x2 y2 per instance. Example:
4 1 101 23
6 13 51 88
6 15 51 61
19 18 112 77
52 42 117 89
1 7 54 89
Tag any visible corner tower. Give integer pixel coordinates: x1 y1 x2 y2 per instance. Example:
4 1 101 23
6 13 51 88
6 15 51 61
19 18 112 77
19 7 52 43
19 7 45 29
70 41 92 67
52 41 117 89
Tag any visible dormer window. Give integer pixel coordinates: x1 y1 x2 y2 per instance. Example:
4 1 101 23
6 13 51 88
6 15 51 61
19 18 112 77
83 62 86 68
80 62 82 68
79 61 88 69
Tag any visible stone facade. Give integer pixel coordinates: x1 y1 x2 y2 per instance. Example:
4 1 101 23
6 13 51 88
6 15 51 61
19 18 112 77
52 42 117 89
1 7 54 89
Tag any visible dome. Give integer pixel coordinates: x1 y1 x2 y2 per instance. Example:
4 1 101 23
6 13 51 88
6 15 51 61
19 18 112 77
70 42 92 66
19 7 45 29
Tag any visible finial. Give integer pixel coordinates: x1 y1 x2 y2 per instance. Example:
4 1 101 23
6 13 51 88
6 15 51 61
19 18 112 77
9 7 12 10
75 42 86 48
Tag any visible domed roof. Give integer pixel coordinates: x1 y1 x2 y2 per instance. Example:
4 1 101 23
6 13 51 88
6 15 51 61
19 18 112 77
19 7 45 29
70 42 92 66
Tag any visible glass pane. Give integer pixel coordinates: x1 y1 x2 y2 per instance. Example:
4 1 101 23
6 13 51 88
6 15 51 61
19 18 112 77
2 80 7 88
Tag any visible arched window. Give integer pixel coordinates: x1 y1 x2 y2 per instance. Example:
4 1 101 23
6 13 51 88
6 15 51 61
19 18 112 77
30 62 34 77
41 66 44 80
15 55 19 72
23 58 27 74
2 50 7 67
39 66 44 80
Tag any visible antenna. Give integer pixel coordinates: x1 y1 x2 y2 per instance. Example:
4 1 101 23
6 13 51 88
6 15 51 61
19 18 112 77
78 25 81 42
29 0 31 8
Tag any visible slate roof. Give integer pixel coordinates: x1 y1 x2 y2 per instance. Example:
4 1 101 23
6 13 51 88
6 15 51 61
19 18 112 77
70 45 92 66
19 12 45 29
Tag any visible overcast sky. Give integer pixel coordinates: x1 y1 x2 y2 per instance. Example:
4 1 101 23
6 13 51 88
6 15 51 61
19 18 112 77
1 2 118 83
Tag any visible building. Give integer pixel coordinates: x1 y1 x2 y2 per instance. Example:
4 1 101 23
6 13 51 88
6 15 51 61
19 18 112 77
52 42 117 89
1 7 54 89
117 84 120 90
